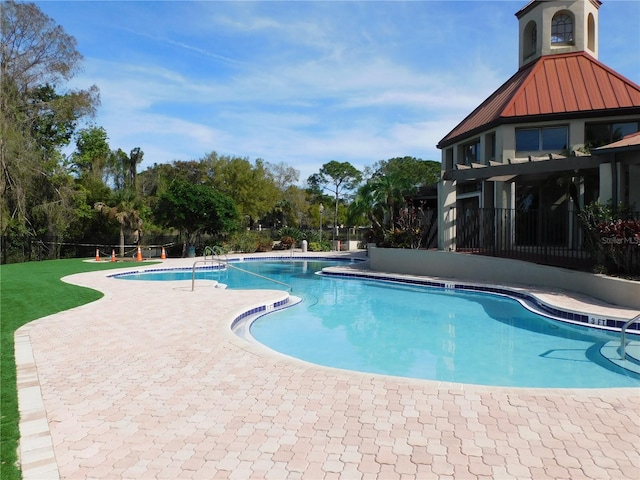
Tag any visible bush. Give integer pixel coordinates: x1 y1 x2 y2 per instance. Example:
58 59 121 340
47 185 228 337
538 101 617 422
280 235 296 249
308 241 332 252
255 236 272 252
302 230 322 243
578 202 640 275
227 231 273 253
277 227 302 242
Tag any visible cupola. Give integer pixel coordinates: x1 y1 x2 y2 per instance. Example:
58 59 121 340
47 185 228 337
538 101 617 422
516 0 601 68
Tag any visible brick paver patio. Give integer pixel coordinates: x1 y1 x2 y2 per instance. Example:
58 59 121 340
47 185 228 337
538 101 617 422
16 254 640 479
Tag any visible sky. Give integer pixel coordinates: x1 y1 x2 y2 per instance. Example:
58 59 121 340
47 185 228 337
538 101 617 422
35 0 640 184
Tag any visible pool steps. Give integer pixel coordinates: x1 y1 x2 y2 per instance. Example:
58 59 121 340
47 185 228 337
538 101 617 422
600 341 640 375
192 257 293 292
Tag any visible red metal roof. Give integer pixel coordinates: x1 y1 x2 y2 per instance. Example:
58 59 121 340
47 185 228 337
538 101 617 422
438 52 640 148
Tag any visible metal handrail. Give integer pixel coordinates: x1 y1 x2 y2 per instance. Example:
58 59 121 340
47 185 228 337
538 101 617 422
192 252 292 292
191 259 225 291
620 314 640 360
203 245 225 260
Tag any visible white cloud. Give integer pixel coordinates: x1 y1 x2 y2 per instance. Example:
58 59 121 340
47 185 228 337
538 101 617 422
45 0 637 187
73 46 489 182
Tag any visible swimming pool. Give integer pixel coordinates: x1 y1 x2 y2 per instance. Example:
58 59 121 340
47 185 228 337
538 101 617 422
114 258 640 388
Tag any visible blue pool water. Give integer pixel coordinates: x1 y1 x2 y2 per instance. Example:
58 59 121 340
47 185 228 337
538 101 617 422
115 259 640 388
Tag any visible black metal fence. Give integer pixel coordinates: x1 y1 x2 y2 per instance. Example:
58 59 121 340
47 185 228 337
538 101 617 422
1 227 372 263
455 207 640 273
0 235 182 263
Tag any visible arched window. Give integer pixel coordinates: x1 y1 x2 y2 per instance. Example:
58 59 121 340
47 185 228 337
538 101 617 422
552 13 573 44
587 13 595 51
524 21 537 58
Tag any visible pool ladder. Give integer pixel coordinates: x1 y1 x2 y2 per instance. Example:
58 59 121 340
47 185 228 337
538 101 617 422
620 313 640 360
192 246 292 292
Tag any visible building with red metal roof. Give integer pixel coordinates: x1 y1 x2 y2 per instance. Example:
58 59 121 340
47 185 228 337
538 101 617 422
436 0 640 256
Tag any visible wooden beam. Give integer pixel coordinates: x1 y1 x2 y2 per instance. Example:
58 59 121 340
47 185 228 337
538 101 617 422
443 155 606 181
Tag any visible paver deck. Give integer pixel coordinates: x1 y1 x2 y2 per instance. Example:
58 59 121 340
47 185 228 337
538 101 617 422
15 252 640 479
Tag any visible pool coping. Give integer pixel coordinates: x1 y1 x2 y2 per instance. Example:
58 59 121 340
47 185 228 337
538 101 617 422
14 251 640 479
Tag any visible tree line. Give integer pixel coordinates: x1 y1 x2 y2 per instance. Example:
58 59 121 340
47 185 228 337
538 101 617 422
1 1 440 263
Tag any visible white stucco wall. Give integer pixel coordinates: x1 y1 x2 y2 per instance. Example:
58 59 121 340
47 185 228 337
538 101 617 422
437 180 457 251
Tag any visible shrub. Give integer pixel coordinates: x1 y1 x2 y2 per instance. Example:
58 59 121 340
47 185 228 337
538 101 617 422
227 231 258 253
277 227 302 242
255 236 273 252
308 241 332 252
578 202 640 275
280 235 296 249
302 230 322 243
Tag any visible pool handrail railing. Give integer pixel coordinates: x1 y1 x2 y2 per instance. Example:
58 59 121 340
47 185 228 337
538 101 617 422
192 247 293 292
621 313 640 360
203 245 225 259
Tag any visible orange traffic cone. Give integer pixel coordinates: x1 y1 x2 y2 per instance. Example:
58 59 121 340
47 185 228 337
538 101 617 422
136 246 143 261
95 248 100 261
110 250 116 262
161 247 166 259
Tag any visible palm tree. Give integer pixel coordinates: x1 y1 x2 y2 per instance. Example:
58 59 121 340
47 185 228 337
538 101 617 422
349 172 407 228
95 192 143 257
348 181 385 230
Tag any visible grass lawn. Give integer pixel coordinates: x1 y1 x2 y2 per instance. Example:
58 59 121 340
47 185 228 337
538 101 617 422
0 258 156 480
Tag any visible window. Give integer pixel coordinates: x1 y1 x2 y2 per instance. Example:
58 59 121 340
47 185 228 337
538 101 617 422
585 121 639 149
523 21 537 59
587 13 595 52
485 132 496 161
531 24 537 51
552 13 573 44
445 148 454 171
516 126 568 152
541 127 567 150
462 139 480 165
515 129 539 151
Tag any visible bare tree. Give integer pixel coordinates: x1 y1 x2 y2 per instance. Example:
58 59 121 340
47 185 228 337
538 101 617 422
266 160 300 191
1 1 99 259
1 1 82 90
